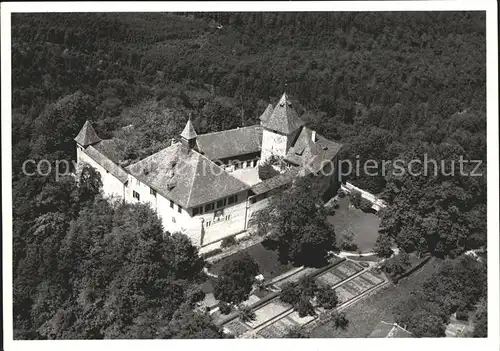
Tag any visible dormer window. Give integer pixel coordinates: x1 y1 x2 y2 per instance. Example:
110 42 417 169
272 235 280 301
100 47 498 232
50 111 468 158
295 146 305 156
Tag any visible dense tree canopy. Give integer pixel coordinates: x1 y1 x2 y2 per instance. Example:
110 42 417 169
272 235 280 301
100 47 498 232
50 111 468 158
213 253 259 305
13 166 218 339
392 256 486 337
255 178 336 267
11 12 486 338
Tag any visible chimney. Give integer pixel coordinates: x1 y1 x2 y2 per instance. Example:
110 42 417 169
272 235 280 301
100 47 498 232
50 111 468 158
311 130 317 142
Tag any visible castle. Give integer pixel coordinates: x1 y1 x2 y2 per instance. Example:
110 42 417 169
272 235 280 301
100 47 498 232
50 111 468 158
75 93 343 251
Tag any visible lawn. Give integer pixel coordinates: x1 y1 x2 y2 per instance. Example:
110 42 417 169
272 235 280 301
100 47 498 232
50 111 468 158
328 196 381 253
208 242 295 280
310 257 443 338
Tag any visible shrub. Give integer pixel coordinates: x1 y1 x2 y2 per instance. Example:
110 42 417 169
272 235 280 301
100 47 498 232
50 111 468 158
281 277 319 316
280 282 301 306
332 312 349 330
297 298 316 317
374 235 394 258
285 326 309 338
201 248 222 259
359 198 373 212
238 306 256 322
383 252 411 277
219 302 232 315
349 191 362 208
316 287 339 310
338 229 358 252
258 162 280 180
456 309 469 321
221 236 237 248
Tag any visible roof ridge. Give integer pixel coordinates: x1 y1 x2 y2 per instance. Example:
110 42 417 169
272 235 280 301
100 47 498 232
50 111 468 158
184 151 200 208
196 149 249 186
183 150 249 207
127 143 180 169
198 124 260 137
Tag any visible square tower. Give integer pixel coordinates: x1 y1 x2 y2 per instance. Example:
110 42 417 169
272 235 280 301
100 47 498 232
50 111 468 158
260 93 304 162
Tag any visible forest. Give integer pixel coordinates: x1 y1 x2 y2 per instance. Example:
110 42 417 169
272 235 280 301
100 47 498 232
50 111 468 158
11 12 487 338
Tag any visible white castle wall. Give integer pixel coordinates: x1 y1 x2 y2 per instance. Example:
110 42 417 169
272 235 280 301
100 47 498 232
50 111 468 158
77 147 126 199
126 173 202 245
125 173 249 247
260 128 288 162
341 182 387 211
198 190 249 246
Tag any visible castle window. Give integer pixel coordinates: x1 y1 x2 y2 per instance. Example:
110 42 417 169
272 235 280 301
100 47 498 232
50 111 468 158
150 188 156 196
205 202 214 212
216 198 226 209
206 221 211 227
225 214 231 220
170 200 174 209
133 191 140 201
178 205 182 214
136 179 141 186
193 206 203 216
228 194 238 205
172 217 176 223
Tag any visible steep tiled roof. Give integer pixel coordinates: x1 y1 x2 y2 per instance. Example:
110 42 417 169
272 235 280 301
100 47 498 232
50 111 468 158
126 143 249 208
261 93 304 134
74 120 101 147
196 125 262 160
180 119 197 140
285 127 343 174
92 138 127 164
259 104 273 123
84 145 128 184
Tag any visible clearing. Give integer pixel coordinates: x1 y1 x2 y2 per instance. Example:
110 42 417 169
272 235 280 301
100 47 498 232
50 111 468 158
328 196 381 253
208 242 295 280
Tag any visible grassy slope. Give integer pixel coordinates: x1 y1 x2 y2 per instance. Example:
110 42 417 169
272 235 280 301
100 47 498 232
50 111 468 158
328 197 381 253
208 242 295 280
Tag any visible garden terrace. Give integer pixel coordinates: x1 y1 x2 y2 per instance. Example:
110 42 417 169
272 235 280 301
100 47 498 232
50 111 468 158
310 258 443 338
